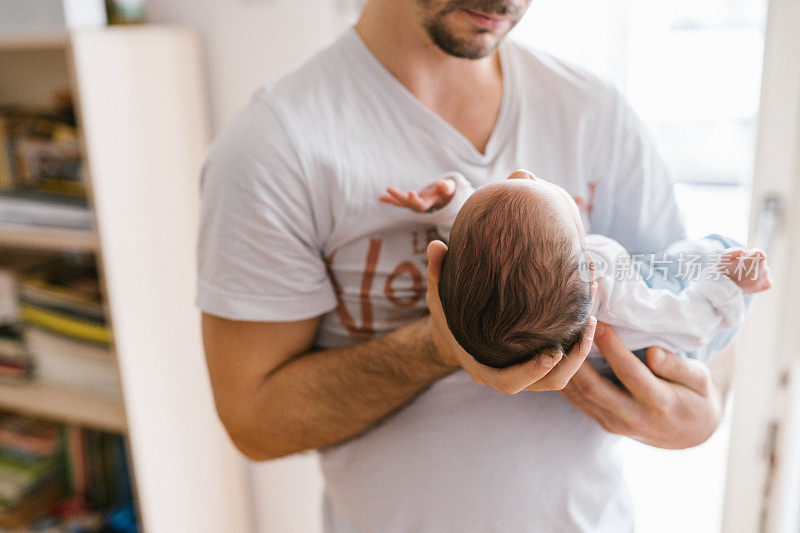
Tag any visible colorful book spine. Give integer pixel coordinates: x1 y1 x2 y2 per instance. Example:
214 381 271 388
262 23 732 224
19 304 111 345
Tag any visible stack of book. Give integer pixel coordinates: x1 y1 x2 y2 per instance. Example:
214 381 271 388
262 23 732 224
0 415 66 528
19 257 120 397
0 267 16 324
65 427 133 514
0 100 93 229
0 325 32 383
0 252 53 384
0 190 92 229
46 428 136 532
0 414 137 531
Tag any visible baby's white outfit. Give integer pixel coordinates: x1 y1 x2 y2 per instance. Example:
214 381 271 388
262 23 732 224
417 172 748 361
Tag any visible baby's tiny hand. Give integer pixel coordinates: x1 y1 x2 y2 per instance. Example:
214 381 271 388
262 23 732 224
379 178 456 212
719 248 772 294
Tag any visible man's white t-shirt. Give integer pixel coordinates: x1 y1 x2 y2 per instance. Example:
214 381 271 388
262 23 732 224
197 28 686 532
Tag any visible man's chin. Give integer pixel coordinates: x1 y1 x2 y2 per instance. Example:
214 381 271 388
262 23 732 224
428 27 503 59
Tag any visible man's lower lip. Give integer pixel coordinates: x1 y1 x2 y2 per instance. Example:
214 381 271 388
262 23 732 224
464 9 510 30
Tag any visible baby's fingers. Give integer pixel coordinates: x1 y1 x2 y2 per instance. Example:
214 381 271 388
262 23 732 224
436 178 456 197
408 191 429 211
757 262 772 292
387 188 420 208
379 194 404 206
386 187 411 202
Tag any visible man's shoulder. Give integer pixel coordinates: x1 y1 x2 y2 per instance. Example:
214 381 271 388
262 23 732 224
252 31 358 123
208 32 358 165
506 40 623 115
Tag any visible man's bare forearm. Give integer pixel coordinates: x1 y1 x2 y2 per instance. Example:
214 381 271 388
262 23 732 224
236 316 455 460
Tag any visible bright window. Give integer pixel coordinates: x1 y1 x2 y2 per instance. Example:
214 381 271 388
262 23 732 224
512 1 766 531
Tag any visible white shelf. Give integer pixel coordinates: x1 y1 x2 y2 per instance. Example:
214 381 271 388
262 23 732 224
0 32 69 51
0 224 99 251
0 380 126 433
0 27 252 532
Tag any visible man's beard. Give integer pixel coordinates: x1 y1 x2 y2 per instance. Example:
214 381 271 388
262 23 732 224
419 0 526 59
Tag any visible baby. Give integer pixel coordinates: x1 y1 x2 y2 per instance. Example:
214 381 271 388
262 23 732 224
380 171 771 369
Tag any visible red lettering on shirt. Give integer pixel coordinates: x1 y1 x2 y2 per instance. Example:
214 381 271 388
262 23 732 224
573 181 598 215
324 231 434 339
412 228 439 254
384 262 425 308
325 239 383 339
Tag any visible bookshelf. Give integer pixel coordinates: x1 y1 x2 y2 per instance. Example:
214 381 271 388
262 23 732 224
0 380 125 433
0 26 252 532
0 32 69 51
0 224 99 251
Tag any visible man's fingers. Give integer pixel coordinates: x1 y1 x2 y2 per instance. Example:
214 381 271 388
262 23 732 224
645 347 711 395
562 362 628 408
560 377 630 435
465 349 563 394
560 362 642 431
426 240 447 288
594 323 666 406
425 240 449 327
537 317 597 389
527 316 596 391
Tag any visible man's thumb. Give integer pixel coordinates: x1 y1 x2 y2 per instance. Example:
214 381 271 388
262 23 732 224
426 240 447 286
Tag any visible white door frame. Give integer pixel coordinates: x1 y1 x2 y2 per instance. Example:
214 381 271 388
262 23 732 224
723 0 800 531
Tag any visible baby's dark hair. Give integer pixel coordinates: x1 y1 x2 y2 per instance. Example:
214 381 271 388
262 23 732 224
439 183 591 368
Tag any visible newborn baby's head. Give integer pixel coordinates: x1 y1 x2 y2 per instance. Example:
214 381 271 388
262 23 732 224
439 176 591 368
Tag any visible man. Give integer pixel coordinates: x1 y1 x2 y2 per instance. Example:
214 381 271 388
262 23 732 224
198 0 731 530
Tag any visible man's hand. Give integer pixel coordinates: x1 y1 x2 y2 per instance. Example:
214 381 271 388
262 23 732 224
426 240 597 394
560 323 723 449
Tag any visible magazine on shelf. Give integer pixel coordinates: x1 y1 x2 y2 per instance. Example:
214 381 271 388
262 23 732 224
23 326 119 398
0 190 91 229
17 257 110 347
0 102 84 194
0 326 31 383
0 102 90 229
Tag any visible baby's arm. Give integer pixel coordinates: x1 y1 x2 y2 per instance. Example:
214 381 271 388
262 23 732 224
379 172 475 241
590 234 770 354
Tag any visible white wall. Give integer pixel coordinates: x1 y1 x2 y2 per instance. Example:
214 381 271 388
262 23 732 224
147 0 352 129
145 1 355 531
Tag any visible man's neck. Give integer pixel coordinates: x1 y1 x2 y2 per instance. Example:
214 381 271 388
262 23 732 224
354 1 502 107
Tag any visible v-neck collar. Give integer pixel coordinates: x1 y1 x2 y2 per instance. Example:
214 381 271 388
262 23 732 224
344 27 517 165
